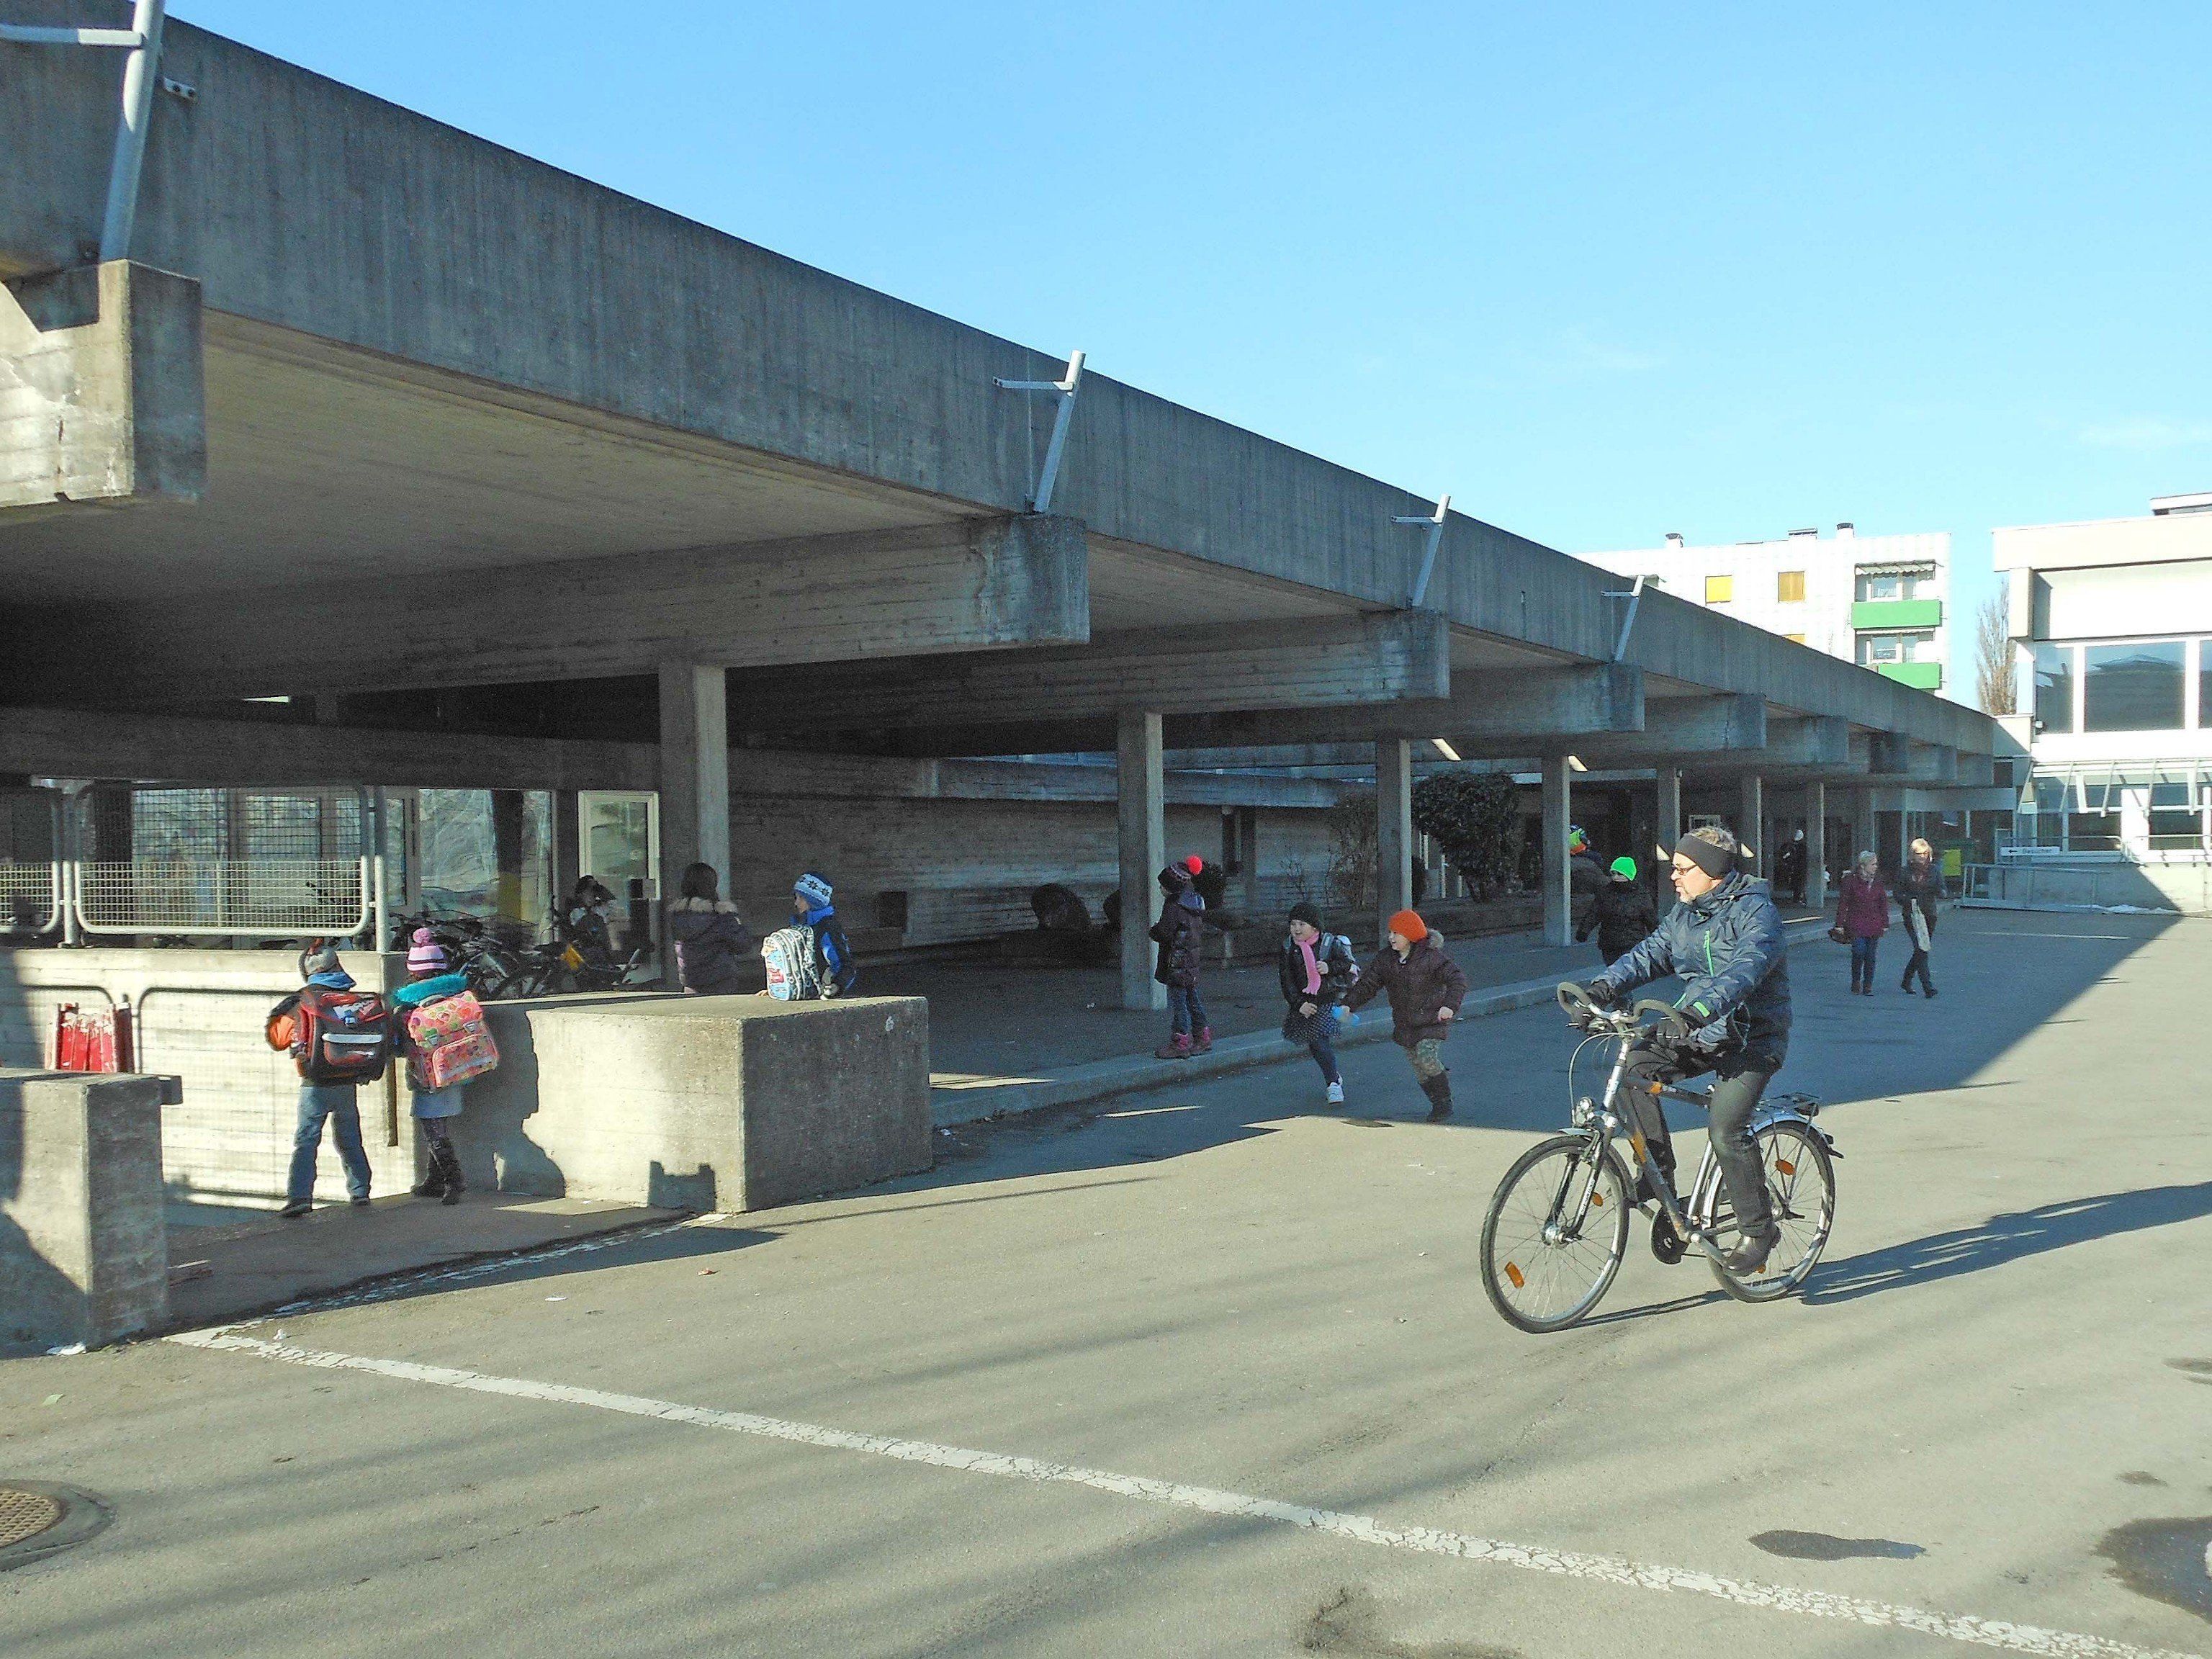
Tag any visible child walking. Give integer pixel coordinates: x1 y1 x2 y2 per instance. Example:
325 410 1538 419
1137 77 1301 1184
1279 901 1359 1106
392 929 471 1204
1341 909 1469 1120
1150 855 1210 1058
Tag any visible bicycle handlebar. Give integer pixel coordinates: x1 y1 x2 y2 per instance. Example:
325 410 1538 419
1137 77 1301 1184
1557 983 1692 1041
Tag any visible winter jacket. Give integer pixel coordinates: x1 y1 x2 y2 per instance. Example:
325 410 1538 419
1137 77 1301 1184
1594 870 1793 1063
1578 881 1659 963
1343 934 1469 1048
1570 853 1607 923
1837 873 1889 940
1149 889 1205 989
1277 931 1359 1010
667 896 752 995
794 904 859 996
1894 862 1943 932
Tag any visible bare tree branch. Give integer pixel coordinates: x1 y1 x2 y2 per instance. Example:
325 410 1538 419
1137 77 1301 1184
1973 592 2015 715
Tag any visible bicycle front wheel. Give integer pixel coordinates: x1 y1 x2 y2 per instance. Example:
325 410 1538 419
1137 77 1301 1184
1480 1134 1632 1334
1709 1121 1836 1303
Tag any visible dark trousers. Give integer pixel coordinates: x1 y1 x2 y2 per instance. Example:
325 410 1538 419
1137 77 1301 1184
1902 914 1936 992
1849 935 1879 992
1619 1046 1776 1238
1168 984 1209 1036
1305 1035 1339 1084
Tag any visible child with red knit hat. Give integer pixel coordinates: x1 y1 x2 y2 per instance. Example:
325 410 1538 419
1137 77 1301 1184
1341 907 1470 1120
1148 855 1212 1058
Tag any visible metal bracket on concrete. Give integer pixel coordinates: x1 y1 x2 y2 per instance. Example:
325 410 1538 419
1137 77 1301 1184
0 1 168 261
1395 495 1451 608
994 349 1085 514
1605 572 1656 661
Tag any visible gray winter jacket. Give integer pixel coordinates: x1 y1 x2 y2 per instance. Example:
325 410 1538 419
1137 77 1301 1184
1591 871 1792 1061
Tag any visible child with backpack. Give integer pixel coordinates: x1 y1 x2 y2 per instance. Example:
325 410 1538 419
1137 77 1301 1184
1150 856 1210 1058
766 871 858 999
390 929 489 1204
1279 902 1359 1106
271 944 383 1218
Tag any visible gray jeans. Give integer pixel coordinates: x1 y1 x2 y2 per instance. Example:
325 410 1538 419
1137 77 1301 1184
289 1082 372 1204
1619 1046 1775 1238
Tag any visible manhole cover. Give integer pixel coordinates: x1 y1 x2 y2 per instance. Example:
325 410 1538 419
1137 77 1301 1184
0 1488 63 1550
0 1483 110 1570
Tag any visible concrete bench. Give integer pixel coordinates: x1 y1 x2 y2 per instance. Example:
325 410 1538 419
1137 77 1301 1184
1 1069 170 1356
461 993 931 1213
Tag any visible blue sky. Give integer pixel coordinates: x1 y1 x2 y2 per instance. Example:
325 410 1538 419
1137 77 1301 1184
179 2 2212 665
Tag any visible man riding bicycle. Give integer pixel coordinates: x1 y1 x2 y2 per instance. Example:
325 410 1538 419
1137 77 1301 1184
1581 825 1789 1276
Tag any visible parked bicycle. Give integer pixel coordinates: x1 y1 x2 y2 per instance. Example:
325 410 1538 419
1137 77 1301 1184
1478 982 1839 1333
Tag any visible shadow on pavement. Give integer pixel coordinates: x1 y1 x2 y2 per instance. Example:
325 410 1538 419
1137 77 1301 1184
1802 1180 2212 1305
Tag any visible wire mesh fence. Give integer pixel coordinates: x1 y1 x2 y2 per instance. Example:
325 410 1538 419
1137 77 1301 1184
74 858 372 938
0 862 61 933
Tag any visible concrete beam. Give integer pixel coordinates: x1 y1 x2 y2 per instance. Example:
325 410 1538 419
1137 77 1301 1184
0 706 657 791
6 516 1091 702
1697 715 1853 775
2 261 204 511
747 610 1451 733
1568 693 1764 764
1162 661 1640 752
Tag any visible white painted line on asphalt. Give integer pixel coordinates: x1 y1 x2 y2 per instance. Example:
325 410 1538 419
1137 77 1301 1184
166 1331 2198 1659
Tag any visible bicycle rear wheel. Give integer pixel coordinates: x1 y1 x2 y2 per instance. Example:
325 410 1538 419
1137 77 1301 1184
1480 1134 1631 1333
1707 1121 1835 1303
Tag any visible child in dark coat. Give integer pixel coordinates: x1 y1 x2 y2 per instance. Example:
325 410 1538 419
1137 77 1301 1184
1149 855 1210 1058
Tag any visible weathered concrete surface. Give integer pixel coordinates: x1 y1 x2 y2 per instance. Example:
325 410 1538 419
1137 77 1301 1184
0 910 2204 1657
1969 859 2211 914
462 994 932 1212
0 260 204 509
0 1067 167 1354
0 18 2008 760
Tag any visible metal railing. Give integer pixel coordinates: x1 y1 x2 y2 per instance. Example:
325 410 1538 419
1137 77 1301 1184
71 856 373 938
0 861 63 934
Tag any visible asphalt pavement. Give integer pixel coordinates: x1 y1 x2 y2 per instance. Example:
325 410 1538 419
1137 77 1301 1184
4 908 2208 1658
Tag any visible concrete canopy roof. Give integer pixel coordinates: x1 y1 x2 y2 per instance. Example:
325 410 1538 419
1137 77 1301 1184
0 13 2011 766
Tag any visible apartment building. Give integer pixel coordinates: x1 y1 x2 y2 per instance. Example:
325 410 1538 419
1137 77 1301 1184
1578 524 1953 694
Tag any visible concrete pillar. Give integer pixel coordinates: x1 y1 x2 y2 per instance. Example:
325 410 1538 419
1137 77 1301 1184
1234 805 1261 920
1851 789 1876 870
657 662 730 920
1376 737 1413 945
1738 773 1764 871
1118 710 1166 1012
1804 781 1828 912
1541 755 1572 947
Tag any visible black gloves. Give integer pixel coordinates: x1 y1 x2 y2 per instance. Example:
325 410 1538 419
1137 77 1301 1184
1585 980 1622 1010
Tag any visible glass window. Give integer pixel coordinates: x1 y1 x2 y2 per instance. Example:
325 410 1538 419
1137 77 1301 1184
2200 642 2212 728
2083 640 2184 732
2149 778 2203 850
1704 575 1733 604
1858 631 1934 667
1856 571 1900 601
2033 643 2074 733
1776 570 1806 603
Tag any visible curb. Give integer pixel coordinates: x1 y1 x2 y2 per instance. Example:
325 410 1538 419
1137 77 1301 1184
932 915 1832 1128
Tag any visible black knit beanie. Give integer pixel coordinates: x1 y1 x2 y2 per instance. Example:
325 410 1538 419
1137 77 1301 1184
1287 901 1323 930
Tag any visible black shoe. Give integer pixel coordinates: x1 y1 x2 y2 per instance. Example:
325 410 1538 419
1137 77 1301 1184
280 1200 311 1219
1923 985 1938 999
411 1172 447 1198
349 1196 372 1208
1723 1226 1781 1276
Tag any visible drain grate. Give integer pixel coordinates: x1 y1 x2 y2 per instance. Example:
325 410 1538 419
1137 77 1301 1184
0 1488 65 1550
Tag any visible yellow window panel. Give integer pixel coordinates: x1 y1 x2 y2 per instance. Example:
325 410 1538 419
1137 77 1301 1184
1705 574 1733 603
1778 570 1805 603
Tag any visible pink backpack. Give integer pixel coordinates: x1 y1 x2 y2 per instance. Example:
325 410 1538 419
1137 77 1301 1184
405 989 500 1090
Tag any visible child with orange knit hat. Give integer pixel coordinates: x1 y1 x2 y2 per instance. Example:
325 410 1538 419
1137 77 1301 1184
1340 908 1470 1120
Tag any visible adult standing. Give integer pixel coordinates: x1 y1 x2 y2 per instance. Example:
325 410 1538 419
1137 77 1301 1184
1279 901 1359 1107
667 861 752 994
1895 837 1943 998
1568 827 1607 930
1341 909 1469 1122
1836 851 1889 996
1776 830 1808 906
1576 856 1659 965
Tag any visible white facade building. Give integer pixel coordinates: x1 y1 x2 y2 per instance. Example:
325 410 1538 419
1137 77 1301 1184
1578 524 1953 697
1997 494 2212 883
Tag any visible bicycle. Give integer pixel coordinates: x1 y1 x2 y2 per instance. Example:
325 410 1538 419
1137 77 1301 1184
1478 982 1839 1334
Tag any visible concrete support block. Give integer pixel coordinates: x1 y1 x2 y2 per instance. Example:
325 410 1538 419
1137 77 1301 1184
1574 693 1763 764
460 997 930 1213
1541 755 1571 947
1804 780 1828 911
1 1069 168 1354
659 662 730 918
1738 773 1765 870
1117 710 1165 1012
1 261 205 511
1375 737 1413 945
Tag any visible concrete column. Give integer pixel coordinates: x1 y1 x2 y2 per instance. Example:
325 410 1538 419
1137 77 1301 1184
1804 781 1828 912
1851 789 1876 869
1738 773 1764 871
657 662 730 918
1118 710 1166 1012
1541 755 1572 947
1375 737 1413 945
1234 806 1261 920
1654 765 1683 865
